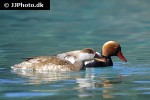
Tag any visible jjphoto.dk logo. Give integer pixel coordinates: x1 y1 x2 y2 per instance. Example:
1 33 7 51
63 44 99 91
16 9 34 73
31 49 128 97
11 2 44 8
3 2 44 8
0 0 50 10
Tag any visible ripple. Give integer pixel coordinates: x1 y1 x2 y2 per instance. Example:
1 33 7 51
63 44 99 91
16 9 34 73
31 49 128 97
0 68 7 72
133 81 150 84
135 87 150 90
0 79 24 84
142 92 150 95
5 92 54 97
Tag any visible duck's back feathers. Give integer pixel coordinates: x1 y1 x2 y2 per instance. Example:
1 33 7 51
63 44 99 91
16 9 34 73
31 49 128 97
12 56 83 72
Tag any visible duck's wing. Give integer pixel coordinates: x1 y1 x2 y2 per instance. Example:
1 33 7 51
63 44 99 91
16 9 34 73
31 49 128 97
57 50 81 63
12 56 50 69
12 56 74 71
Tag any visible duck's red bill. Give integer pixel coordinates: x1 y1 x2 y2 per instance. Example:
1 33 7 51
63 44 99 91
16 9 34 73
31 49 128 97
117 51 127 62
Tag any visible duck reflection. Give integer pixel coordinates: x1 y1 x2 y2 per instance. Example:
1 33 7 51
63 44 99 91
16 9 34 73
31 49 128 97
12 68 125 99
11 70 84 84
96 76 124 99
76 68 125 99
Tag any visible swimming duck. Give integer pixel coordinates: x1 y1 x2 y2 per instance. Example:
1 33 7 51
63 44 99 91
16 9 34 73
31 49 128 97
86 41 127 67
11 48 102 72
57 41 127 67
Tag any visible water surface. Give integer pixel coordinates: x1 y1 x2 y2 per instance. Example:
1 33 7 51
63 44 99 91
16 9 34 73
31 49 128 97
0 0 150 100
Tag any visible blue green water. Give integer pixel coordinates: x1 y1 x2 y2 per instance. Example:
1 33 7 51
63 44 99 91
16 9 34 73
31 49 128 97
0 0 150 100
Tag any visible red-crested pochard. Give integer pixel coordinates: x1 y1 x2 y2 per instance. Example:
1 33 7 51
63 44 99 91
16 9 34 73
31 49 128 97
85 41 127 67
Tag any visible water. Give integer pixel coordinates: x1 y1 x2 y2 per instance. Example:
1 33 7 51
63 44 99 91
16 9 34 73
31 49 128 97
0 0 150 100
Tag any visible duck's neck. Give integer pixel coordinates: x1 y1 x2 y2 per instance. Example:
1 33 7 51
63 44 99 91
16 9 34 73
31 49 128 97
94 52 113 67
105 57 113 66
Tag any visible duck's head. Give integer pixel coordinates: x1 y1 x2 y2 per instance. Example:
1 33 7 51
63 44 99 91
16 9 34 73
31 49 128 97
101 41 127 62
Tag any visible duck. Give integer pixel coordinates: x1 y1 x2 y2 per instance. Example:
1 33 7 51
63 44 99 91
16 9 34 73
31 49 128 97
11 48 102 72
86 41 127 67
57 41 127 67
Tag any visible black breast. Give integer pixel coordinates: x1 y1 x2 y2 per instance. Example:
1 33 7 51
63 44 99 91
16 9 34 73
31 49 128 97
85 58 113 67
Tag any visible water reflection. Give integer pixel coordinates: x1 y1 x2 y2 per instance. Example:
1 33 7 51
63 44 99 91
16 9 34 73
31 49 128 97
76 68 124 99
96 76 123 99
11 68 125 99
11 70 83 84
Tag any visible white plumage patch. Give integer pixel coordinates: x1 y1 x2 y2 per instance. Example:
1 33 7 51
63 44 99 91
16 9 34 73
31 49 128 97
78 53 94 61
64 56 75 64
84 60 94 65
